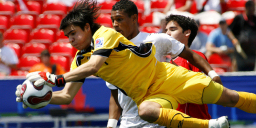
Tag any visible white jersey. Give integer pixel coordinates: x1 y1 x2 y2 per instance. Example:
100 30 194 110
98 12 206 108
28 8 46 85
106 32 184 128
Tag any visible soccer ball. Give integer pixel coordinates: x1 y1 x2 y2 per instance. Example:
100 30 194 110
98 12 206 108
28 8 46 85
20 80 52 109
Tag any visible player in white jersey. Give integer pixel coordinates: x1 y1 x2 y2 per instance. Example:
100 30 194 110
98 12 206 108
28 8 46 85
106 0 221 127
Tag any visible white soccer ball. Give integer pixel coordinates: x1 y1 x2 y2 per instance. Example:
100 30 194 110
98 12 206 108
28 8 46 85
20 80 52 109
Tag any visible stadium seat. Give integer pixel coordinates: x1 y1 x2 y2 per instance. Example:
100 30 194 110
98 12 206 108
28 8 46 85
98 1 116 14
190 0 198 14
37 14 61 34
18 56 40 71
10 14 35 28
49 42 73 55
0 16 8 30
5 43 21 58
22 43 47 57
132 0 144 24
49 42 74 65
16 11 39 27
43 11 65 21
43 2 67 14
17 1 42 14
30 28 55 45
199 24 218 35
95 13 112 27
208 54 232 72
3 28 29 43
56 30 68 42
37 14 61 27
140 26 160 33
226 0 247 13
0 1 15 14
141 12 153 26
10 70 29 76
150 0 168 12
50 55 70 71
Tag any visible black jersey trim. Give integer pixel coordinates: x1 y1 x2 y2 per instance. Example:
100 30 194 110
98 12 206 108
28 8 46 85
114 42 152 57
92 49 112 57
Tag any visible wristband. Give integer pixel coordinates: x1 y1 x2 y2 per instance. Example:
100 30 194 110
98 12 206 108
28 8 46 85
55 75 66 87
107 119 118 128
208 70 219 79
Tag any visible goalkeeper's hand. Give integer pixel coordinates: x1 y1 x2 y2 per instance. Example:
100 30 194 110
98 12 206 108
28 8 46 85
26 72 57 87
15 84 28 109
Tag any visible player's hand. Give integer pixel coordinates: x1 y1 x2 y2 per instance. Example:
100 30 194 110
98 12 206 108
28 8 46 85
26 72 56 87
15 84 28 109
212 76 223 85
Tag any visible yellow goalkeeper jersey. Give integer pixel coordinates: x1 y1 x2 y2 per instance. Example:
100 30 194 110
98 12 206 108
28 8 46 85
71 26 212 105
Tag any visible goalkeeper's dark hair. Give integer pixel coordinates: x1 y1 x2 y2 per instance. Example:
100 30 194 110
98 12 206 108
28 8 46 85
112 0 138 17
165 15 198 47
60 0 101 34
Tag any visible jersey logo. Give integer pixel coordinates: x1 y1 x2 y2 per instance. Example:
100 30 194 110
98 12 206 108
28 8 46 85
95 37 104 49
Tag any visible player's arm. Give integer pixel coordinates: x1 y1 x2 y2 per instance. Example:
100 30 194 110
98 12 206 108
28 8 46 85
179 46 222 84
108 89 122 128
63 55 107 82
227 31 247 59
50 82 83 105
176 0 193 12
163 0 174 14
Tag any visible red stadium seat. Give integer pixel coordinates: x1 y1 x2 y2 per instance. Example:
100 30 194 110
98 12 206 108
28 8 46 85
132 0 144 25
150 0 168 12
43 11 65 21
208 54 232 72
50 55 70 71
56 30 68 42
49 42 74 65
49 42 73 55
4 28 29 43
16 11 39 27
0 1 15 14
17 1 42 14
0 16 8 30
10 70 29 76
18 56 40 71
43 2 67 14
30 28 55 45
199 24 218 35
98 1 116 14
141 12 153 26
140 26 160 33
95 13 112 27
5 43 21 58
22 43 47 57
226 0 248 13
37 14 61 27
10 14 35 28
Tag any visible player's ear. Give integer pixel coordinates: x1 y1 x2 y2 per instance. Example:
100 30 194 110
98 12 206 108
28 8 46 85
84 23 90 32
131 14 138 23
184 29 191 37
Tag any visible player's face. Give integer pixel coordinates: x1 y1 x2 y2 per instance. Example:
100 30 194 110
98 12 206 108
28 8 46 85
111 10 136 40
63 24 92 50
165 21 189 44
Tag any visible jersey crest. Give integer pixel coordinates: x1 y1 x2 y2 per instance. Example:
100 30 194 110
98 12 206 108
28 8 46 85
95 37 104 49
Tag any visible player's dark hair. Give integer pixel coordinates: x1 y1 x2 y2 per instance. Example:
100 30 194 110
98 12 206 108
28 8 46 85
112 0 138 17
60 0 101 34
165 15 198 47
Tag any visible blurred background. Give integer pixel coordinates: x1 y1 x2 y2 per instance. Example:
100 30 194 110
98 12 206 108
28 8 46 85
0 0 256 127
